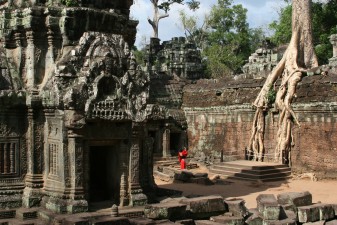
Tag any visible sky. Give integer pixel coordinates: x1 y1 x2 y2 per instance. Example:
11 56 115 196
130 0 288 48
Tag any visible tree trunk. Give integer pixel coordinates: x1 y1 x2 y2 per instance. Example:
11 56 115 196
148 0 169 38
248 0 318 163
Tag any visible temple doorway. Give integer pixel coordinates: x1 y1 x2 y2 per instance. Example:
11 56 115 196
89 145 120 205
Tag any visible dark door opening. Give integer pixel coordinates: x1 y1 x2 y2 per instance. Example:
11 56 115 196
89 146 120 204
170 132 181 156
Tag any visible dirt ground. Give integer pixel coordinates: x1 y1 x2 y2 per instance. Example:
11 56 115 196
155 166 337 208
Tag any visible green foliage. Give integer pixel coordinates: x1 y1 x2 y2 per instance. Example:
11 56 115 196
158 0 199 13
132 46 146 67
267 86 276 105
269 0 337 65
61 0 79 7
203 0 254 77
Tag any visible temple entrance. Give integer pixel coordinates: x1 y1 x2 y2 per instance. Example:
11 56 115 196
89 146 120 205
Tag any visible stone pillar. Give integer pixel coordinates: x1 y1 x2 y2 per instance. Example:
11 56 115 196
23 93 44 208
119 140 129 207
25 31 37 89
162 124 171 157
66 130 88 213
129 122 147 206
329 34 337 66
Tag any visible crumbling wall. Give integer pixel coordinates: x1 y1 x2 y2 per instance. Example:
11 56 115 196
182 74 337 178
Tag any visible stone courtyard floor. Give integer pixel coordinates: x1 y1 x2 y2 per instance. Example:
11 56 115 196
155 165 337 209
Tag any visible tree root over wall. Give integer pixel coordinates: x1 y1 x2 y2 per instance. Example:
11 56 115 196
248 0 318 164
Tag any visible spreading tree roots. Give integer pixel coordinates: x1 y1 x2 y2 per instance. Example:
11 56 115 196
248 0 318 164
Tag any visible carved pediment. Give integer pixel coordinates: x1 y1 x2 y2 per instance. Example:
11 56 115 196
44 32 150 122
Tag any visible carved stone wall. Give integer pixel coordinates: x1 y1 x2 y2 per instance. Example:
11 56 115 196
183 74 337 178
0 1 154 214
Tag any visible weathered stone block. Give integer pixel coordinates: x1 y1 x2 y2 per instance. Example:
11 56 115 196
174 171 194 182
262 218 296 225
298 205 320 223
144 202 187 220
256 194 278 214
210 215 244 225
315 204 335 221
262 204 281 221
154 171 172 182
129 218 156 225
331 204 337 216
326 220 337 225
16 208 38 220
224 199 249 217
91 216 130 225
64 217 90 225
194 220 225 225
303 220 326 225
180 195 226 219
277 192 312 208
246 213 263 225
175 219 195 225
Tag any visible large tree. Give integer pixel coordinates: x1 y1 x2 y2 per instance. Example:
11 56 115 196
148 0 199 38
270 0 337 65
249 0 319 163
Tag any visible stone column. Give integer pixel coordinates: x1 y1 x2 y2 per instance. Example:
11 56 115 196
23 93 44 208
119 140 129 207
25 31 37 89
162 124 171 157
66 130 88 213
329 34 337 66
129 122 147 206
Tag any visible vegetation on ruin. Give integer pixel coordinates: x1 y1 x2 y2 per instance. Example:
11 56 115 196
178 0 265 78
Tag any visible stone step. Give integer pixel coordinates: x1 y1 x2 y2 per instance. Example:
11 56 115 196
209 168 291 180
209 160 291 182
211 164 290 175
210 170 291 182
214 161 289 171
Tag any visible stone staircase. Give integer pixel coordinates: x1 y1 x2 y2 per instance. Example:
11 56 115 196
209 160 291 182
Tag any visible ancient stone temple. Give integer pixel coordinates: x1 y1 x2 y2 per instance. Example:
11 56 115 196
0 0 157 214
143 37 204 158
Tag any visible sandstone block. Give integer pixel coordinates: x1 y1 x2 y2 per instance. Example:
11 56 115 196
262 218 296 225
277 192 312 207
326 220 337 225
262 204 281 221
91 216 130 225
64 217 90 225
154 171 172 182
174 171 194 182
298 205 320 223
303 221 326 225
315 204 335 220
129 218 156 225
195 220 225 225
257 195 278 214
224 199 249 217
210 215 244 225
144 202 187 220
189 177 213 185
175 219 195 225
180 195 226 219
331 204 337 216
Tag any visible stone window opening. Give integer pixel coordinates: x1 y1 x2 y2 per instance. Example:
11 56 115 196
0 141 19 176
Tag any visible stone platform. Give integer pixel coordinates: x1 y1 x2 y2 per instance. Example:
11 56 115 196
209 160 291 182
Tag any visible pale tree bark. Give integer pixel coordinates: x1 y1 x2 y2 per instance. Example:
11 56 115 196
248 0 318 164
148 0 169 38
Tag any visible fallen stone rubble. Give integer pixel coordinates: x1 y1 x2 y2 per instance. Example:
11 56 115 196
142 191 337 225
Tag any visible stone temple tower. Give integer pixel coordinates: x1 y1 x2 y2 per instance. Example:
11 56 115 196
0 0 154 214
